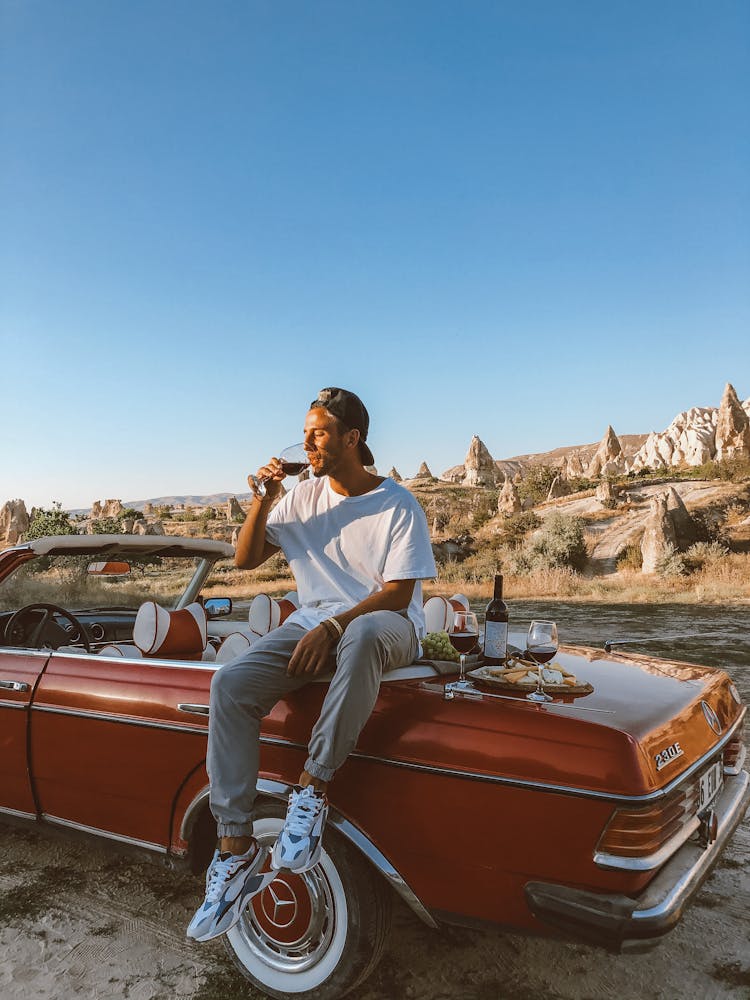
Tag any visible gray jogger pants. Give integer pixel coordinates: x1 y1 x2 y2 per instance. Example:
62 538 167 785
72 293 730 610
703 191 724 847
207 610 419 838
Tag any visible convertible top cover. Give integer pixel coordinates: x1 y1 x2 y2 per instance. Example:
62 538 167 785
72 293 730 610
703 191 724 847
8 534 235 560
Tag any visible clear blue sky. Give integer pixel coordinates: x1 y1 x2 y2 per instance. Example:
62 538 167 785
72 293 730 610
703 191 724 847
1 1 748 510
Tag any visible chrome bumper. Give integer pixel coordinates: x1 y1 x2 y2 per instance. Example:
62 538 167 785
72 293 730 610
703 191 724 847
525 769 750 953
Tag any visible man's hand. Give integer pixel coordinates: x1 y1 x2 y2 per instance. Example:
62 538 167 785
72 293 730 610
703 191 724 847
249 457 285 501
287 624 335 677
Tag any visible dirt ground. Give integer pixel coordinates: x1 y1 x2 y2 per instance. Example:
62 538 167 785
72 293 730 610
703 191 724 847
0 813 748 1000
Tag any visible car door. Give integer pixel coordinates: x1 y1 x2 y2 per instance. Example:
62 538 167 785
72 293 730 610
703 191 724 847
0 647 48 818
30 649 214 852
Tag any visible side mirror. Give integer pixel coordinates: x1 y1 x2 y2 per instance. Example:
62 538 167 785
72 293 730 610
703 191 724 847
204 597 232 619
88 561 131 577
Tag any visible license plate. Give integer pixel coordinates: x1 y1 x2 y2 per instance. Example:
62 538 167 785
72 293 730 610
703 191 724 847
698 761 723 811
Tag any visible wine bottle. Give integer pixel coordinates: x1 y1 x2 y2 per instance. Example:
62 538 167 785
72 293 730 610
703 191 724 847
483 574 508 665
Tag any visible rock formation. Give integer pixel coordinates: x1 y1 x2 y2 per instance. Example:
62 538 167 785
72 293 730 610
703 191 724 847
143 502 154 516
413 462 434 480
715 383 750 462
231 526 240 547
595 480 620 507
497 477 522 516
587 426 626 478
0 499 29 545
631 407 718 471
641 494 677 573
546 475 569 501
462 436 497 487
101 499 124 518
665 487 699 545
226 496 244 521
133 519 164 536
560 451 585 479
121 517 135 534
91 500 102 520
388 467 402 482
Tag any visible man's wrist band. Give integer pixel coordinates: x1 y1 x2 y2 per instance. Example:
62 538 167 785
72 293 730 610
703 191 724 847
322 617 344 642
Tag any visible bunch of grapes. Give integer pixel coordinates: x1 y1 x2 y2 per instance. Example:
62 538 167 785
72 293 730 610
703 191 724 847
421 631 459 662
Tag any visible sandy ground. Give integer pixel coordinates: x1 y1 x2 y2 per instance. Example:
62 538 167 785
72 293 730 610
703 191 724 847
1 812 748 1000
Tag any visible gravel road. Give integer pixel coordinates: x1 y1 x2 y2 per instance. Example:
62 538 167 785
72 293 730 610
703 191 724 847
1 811 748 1000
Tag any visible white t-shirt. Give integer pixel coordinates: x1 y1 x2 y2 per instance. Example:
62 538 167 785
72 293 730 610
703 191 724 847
265 476 436 637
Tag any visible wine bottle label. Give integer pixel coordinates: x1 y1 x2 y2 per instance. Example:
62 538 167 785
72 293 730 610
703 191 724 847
484 621 508 659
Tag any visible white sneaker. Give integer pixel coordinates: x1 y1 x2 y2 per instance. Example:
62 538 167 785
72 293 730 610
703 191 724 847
271 785 329 873
187 843 274 942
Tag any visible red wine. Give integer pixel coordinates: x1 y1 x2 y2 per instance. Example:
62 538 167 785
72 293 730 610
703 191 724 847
483 574 508 665
527 645 557 664
281 461 309 476
450 632 478 654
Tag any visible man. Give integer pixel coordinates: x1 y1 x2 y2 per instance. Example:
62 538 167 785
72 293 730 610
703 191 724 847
187 387 436 942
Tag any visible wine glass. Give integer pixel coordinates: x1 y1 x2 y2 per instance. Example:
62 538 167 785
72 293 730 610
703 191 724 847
526 620 558 703
450 611 479 689
249 443 310 498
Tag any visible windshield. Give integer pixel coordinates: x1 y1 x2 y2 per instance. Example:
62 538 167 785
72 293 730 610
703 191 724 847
0 553 203 612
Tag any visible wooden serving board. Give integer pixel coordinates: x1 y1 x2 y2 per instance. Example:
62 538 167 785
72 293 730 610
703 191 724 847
468 665 594 696
415 653 482 676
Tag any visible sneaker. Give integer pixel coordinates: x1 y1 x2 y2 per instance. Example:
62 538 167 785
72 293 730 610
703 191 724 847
187 843 274 942
271 785 329 873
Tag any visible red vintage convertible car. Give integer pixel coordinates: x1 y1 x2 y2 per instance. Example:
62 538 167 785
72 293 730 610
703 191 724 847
0 534 747 999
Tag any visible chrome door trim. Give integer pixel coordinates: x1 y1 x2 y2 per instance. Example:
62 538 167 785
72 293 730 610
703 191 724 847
0 680 30 692
29 704 746 807
0 699 27 710
177 703 210 716
0 805 37 821
0 648 51 659
42 813 168 854
32 704 207 737
180 780 439 930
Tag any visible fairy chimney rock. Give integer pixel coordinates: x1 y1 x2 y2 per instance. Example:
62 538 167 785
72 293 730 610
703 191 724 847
462 435 497 487
121 517 135 534
497 477 522 516
227 496 244 521
546 475 569 501
595 480 620 506
665 487 699 545
413 462 433 480
641 493 677 574
143 502 154 516
587 426 626 479
0 499 29 545
715 383 750 462
388 467 403 483
561 451 585 479
91 500 103 520
101 499 124 519
231 526 240 547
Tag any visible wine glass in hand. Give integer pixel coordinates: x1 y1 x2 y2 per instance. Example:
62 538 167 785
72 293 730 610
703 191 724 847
526 620 558 703
249 443 310 499
450 611 479 688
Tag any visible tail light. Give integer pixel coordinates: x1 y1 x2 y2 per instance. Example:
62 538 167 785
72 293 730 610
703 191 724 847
596 784 697 866
724 718 746 775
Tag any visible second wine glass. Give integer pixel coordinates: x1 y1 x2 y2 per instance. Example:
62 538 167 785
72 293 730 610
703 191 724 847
526 619 558 703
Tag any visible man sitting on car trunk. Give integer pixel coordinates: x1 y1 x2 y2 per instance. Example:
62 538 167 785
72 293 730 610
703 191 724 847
188 387 436 942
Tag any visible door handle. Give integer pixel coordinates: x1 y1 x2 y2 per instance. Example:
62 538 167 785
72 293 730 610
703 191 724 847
177 703 210 716
0 680 30 693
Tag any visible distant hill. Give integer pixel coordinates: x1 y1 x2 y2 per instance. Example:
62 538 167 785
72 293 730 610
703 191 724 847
69 492 254 516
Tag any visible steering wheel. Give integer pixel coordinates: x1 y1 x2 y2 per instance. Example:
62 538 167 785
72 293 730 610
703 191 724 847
4 603 92 654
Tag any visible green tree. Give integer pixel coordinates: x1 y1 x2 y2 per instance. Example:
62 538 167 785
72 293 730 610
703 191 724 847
24 502 79 540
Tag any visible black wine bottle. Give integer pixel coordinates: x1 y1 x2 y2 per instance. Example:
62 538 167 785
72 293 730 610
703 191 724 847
483 574 508 665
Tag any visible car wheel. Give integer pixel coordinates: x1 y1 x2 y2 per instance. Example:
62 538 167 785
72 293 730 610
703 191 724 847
223 800 393 1000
